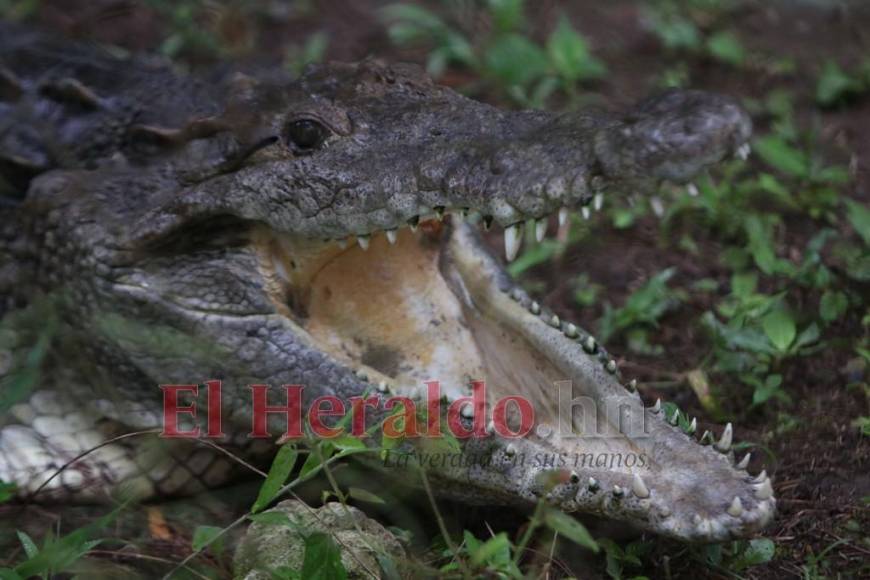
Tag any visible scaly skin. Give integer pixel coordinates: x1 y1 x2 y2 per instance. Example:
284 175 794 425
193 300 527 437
0 25 771 544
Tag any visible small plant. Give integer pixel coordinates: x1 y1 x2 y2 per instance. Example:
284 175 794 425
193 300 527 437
382 1 606 106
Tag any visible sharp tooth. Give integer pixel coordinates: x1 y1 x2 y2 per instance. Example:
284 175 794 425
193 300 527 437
687 182 699 197
627 379 638 392
549 315 560 328
355 370 369 382
569 471 580 484
535 219 547 242
754 478 773 500
687 417 697 434
587 477 599 492
582 336 597 354
510 288 523 301
736 453 751 470
651 399 661 413
631 474 650 498
504 444 516 458
433 206 445 220
377 381 389 393
727 496 743 517
486 420 495 434
593 192 604 211
529 301 541 315
605 359 617 374
581 206 591 220
483 215 494 230
612 485 624 497
558 207 569 227
564 323 578 338
407 216 419 231
715 423 733 452
357 235 370 250
700 430 714 445
461 404 474 418
386 229 398 244
753 470 767 484
504 223 522 262
737 143 751 160
667 409 679 425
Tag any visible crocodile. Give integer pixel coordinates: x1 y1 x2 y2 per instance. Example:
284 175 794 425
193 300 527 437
0 22 773 551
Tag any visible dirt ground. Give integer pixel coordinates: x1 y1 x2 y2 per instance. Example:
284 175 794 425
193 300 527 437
4 0 869 578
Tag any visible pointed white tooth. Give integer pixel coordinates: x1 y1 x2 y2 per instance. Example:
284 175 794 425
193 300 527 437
581 206 591 220
736 453 751 470
727 496 743 517
461 404 474 419
486 420 495 434
631 474 650 498
737 143 751 160
558 207 569 227
587 477 599 491
385 229 398 245
377 381 389 393
504 444 516 457
605 359 617 374
695 518 712 537
529 301 541 315
627 379 638 392
651 399 661 413
667 409 679 425
715 423 733 452
754 478 773 500
504 224 522 262
687 417 697 434
357 235 370 250
700 430 714 445
753 470 767 484
564 323 578 338
535 219 547 242
612 485 624 497
687 182 699 197
549 315 560 328
593 192 604 211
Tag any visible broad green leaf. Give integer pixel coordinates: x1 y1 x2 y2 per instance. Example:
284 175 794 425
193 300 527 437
816 60 862 107
706 31 745 66
753 135 807 178
483 33 549 88
0 482 16 503
332 435 367 452
469 532 512 566
546 15 606 83
301 532 348 580
819 290 848 322
543 508 598 552
730 538 776 571
845 199 870 246
762 309 796 352
252 443 298 513
192 525 224 555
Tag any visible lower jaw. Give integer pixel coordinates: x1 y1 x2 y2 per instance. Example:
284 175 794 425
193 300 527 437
257 218 774 541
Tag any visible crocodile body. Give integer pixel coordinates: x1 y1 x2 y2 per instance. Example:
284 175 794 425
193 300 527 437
0 23 773 547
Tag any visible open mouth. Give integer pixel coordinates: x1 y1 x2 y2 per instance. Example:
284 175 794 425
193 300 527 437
255 210 776 541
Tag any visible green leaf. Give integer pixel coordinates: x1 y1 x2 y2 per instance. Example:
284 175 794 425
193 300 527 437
546 15 606 83
348 487 385 504
0 482 16 503
248 511 295 527
16 531 38 559
706 31 745 66
508 239 559 277
192 525 224 556
819 290 848 322
730 538 776 571
332 435 367 452
487 0 525 32
252 443 298 513
762 309 796 352
483 33 549 88
845 199 870 246
816 60 863 107
753 135 808 178
543 508 598 552
469 532 512 566
301 532 348 580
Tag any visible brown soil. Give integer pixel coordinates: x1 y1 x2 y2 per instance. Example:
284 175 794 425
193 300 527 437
6 1 869 578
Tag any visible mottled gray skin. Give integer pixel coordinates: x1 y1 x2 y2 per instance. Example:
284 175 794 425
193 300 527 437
0 24 772 548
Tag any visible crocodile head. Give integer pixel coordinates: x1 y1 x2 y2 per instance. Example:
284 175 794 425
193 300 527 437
20 59 770 541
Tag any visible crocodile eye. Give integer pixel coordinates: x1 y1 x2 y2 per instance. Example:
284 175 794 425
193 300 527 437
284 119 329 151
